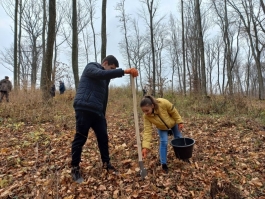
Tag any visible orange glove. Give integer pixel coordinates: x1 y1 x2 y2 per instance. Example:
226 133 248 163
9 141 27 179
142 148 148 158
178 123 184 131
124 68 139 77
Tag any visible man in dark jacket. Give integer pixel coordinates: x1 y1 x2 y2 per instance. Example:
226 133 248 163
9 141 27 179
71 55 138 183
59 81 65 94
0 76 12 102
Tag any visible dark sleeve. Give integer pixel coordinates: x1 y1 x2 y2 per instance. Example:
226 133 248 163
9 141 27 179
84 63 125 80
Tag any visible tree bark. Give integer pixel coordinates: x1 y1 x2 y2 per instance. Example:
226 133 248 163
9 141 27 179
72 0 79 90
41 0 56 100
40 0 46 88
101 0 107 62
181 0 186 96
195 0 207 96
14 0 18 90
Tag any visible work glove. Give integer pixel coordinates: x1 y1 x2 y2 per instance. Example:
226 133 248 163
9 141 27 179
124 68 139 77
142 148 148 158
178 123 184 131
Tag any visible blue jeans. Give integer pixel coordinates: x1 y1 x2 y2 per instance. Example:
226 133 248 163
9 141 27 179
157 124 182 164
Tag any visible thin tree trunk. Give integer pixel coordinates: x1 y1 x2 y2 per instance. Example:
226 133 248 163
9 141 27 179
181 0 186 96
40 0 46 88
18 0 23 89
72 0 79 90
101 0 107 62
14 0 18 90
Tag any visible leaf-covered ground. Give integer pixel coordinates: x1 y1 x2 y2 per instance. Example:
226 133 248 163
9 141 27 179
0 95 265 198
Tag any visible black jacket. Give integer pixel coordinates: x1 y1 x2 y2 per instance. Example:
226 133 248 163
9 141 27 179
73 62 124 116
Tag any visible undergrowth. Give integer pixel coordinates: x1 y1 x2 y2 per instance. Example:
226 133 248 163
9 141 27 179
0 87 264 127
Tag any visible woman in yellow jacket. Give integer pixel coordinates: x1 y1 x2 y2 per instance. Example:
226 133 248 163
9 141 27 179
140 95 184 172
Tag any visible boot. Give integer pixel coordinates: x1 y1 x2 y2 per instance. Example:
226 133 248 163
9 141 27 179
71 166 84 183
162 164 168 173
103 162 118 173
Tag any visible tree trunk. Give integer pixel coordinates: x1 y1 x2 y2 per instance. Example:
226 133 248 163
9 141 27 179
181 0 186 96
14 0 18 90
40 0 46 88
18 0 22 89
148 0 156 96
72 0 79 90
195 0 207 96
101 0 107 62
41 0 56 100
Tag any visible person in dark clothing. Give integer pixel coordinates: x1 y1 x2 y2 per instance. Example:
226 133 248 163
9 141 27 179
50 84 56 97
59 81 65 94
0 76 12 102
71 55 138 183
142 86 147 96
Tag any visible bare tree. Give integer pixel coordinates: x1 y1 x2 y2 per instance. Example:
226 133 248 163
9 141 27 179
139 0 157 96
21 0 43 89
72 0 79 90
181 0 186 95
228 0 265 99
195 0 207 96
101 0 107 62
85 0 99 62
13 0 18 90
40 0 46 88
41 0 56 99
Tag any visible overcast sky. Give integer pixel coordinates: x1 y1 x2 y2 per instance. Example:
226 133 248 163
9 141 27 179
0 0 178 86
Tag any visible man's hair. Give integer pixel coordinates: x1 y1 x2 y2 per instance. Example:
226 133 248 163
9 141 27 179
5 76 9 79
102 55 119 68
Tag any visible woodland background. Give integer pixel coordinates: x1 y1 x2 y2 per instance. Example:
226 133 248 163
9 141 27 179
0 0 265 198
0 0 265 99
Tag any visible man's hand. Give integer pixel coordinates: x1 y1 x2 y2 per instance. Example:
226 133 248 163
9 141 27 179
124 68 139 77
178 123 184 131
142 148 148 158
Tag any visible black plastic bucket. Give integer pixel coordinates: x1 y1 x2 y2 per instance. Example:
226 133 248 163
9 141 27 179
170 138 195 160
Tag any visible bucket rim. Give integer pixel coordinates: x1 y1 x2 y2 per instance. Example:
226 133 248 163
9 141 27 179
170 137 195 148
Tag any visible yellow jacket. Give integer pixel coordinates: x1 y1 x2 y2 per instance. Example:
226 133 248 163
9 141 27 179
142 98 183 149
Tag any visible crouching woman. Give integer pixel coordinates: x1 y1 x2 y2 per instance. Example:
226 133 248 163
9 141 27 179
140 95 184 173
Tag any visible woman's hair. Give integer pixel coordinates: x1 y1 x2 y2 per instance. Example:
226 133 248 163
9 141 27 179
140 95 158 109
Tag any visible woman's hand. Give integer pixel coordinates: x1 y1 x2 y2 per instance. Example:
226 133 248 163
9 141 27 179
178 123 184 131
142 148 148 158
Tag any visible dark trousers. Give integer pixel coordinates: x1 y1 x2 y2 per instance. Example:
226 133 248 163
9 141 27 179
71 110 110 167
0 91 9 102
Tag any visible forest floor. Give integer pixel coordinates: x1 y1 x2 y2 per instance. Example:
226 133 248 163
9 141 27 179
0 89 265 199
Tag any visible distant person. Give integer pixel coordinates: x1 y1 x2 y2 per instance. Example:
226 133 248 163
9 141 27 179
50 84 56 97
59 81 65 94
140 95 184 173
0 76 12 103
142 86 147 96
71 55 138 183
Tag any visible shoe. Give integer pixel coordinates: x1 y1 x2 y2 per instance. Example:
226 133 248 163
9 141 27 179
162 164 168 173
71 166 84 183
103 162 118 173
